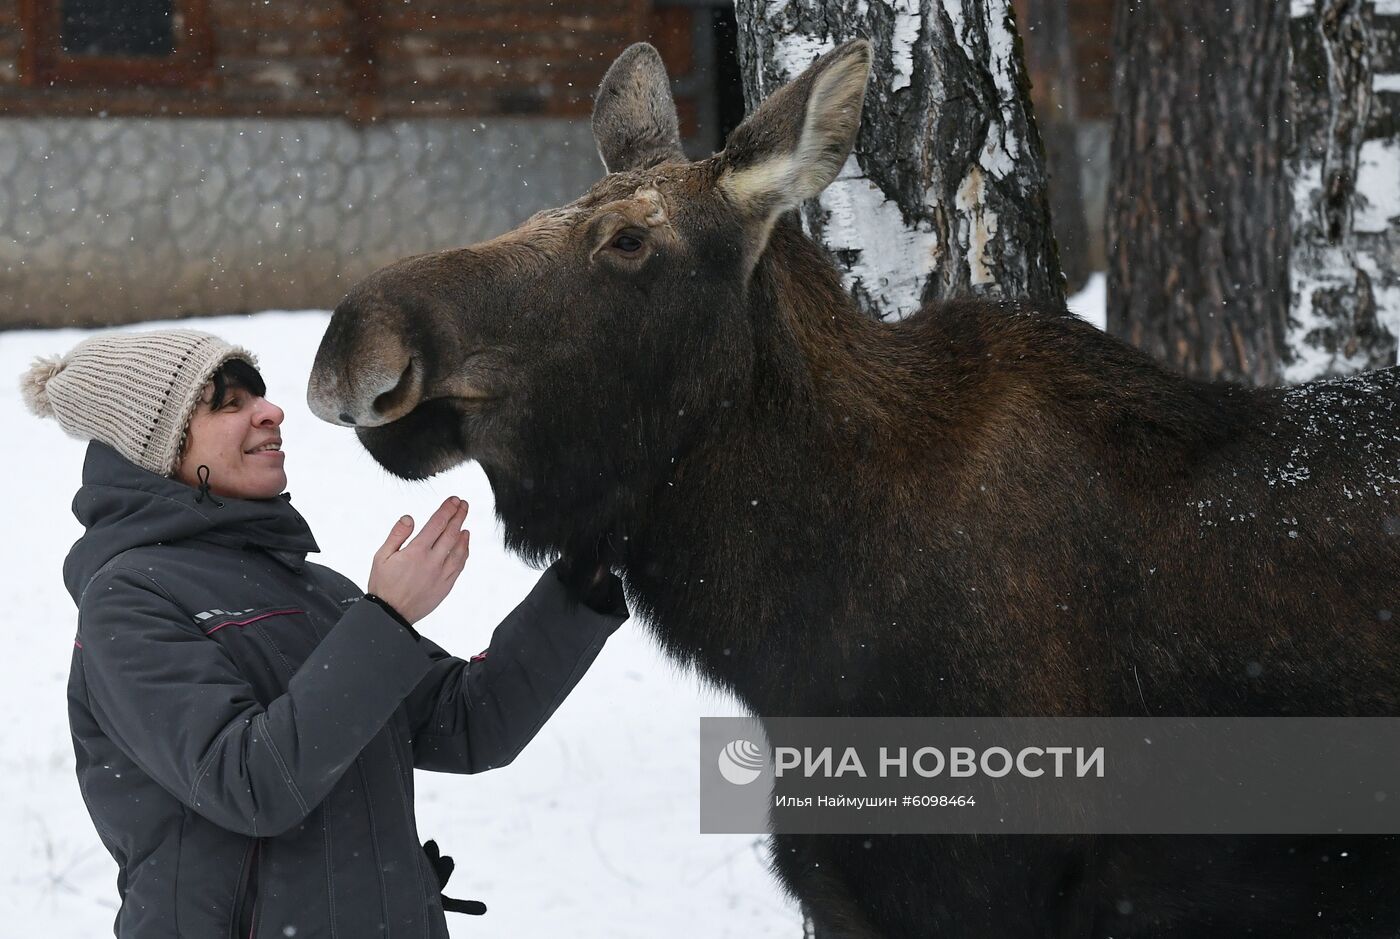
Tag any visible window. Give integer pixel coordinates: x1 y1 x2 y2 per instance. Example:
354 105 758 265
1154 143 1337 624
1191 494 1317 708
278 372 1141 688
20 0 211 87
61 0 175 57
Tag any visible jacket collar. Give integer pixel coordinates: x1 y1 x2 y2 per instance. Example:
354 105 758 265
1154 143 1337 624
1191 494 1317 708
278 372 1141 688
64 441 320 601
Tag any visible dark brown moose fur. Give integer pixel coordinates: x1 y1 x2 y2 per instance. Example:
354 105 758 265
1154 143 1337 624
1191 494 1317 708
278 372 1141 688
308 41 1400 937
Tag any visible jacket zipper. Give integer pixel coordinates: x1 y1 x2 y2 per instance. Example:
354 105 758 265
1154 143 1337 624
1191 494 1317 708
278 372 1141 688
231 839 260 939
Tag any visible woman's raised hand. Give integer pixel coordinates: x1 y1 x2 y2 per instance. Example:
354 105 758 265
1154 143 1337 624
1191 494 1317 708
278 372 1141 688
367 496 471 624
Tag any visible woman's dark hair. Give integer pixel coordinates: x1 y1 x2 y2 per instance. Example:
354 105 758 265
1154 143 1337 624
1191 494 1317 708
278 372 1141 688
207 358 267 410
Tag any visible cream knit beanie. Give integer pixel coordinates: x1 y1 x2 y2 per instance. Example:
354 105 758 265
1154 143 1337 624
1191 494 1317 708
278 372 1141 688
20 329 258 476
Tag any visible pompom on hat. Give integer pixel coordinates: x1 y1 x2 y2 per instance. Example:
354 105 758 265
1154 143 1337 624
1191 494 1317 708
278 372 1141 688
20 329 257 476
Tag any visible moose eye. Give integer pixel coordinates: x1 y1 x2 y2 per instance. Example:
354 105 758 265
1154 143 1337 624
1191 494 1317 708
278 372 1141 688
610 233 643 253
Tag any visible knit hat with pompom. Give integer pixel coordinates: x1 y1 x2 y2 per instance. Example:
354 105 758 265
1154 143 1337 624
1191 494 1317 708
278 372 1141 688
20 329 257 476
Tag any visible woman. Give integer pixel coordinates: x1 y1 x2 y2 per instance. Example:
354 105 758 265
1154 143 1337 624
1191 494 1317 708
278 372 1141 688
21 328 627 938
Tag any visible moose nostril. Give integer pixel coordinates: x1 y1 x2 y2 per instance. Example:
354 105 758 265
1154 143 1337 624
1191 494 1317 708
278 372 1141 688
339 412 356 425
372 359 418 418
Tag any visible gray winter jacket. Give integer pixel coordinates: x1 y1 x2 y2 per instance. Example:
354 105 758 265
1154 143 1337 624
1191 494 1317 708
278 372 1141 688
64 441 626 938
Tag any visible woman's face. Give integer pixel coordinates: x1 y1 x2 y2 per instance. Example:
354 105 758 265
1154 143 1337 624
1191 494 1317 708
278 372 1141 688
174 381 287 500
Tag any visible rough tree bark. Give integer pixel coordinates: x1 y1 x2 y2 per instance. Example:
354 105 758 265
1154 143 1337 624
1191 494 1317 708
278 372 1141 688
1109 0 1400 386
733 0 1064 320
1286 0 1400 381
1106 0 1292 386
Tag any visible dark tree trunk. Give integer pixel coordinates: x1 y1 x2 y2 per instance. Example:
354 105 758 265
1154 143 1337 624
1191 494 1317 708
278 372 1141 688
1106 0 1292 386
1286 0 1399 381
1018 0 1092 295
733 0 1064 319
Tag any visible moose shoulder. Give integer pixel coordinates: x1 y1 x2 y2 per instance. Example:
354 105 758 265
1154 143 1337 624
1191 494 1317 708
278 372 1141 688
309 39 1400 938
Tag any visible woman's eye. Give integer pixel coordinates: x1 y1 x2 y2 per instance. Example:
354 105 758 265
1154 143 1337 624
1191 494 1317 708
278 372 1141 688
611 233 643 253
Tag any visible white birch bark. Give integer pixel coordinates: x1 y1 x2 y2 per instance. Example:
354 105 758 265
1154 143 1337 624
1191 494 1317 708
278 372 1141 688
1286 0 1400 381
734 0 1063 320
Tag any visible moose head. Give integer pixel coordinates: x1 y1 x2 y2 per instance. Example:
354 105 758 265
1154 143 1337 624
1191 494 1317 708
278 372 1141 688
308 41 872 563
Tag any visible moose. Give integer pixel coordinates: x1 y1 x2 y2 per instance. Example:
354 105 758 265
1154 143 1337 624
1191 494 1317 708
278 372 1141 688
308 40 1400 937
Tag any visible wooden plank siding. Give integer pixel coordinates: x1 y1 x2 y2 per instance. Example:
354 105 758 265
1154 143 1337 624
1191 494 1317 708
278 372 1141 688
0 0 664 119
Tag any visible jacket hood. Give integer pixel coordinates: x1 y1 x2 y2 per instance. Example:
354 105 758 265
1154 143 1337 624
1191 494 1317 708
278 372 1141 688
64 441 320 603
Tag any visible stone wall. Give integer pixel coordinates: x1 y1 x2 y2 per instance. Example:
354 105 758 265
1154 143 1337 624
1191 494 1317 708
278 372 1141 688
0 116 604 327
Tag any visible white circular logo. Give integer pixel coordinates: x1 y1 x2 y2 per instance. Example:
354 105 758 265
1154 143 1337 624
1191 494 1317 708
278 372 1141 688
718 739 764 785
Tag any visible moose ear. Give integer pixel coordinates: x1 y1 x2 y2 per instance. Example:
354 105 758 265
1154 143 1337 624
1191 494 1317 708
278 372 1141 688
592 43 685 174
718 39 871 219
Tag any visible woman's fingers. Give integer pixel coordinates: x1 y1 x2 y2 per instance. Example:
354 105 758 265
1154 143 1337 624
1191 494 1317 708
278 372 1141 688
429 502 470 556
375 515 414 561
413 497 462 548
367 499 472 624
446 534 470 585
446 529 471 569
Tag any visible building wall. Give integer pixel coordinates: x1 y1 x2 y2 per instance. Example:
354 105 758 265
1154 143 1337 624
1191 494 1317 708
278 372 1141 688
0 116 604 327
0 3 736 327
0 1 649 118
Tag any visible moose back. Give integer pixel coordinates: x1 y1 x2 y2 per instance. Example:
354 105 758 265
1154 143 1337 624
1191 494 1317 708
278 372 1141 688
308 40 1400 938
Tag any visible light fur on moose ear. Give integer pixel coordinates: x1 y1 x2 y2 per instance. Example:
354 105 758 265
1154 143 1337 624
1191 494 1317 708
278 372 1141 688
592 43 685 174
718 39 872 219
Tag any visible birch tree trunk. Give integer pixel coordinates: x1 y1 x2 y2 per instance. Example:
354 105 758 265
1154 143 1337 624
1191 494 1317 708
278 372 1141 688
1286 0 1400 381
1109 0 1400 386
733 0 1064 320
1106 0 1292 386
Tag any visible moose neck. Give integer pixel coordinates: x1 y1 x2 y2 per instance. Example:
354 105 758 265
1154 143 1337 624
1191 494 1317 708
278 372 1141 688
728 221 964 458
620 222 971 716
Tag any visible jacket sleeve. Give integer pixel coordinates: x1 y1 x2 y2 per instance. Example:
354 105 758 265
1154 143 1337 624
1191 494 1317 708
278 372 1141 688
405 562 627 774
77 567 433 838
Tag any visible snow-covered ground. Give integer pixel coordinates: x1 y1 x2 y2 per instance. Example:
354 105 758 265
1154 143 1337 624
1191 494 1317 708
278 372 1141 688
0 275 1104 937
